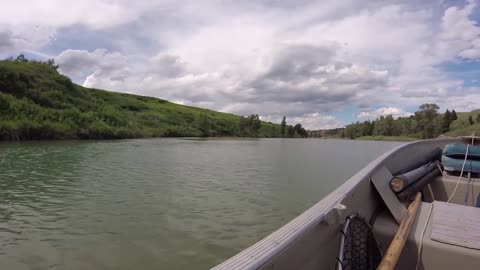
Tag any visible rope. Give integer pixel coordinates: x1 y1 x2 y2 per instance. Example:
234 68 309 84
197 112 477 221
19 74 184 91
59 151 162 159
464 172 472 205
436 162 443 175
415 203 433 270
447 144 470 203
471 177 475 207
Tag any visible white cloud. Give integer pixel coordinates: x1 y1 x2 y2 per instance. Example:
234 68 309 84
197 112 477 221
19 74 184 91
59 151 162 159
0 0 155 30
438 89 480 112
259 113 342 130
439 0 480 60
293 113 342 130
3 0 480 129
357 107 413 120
0 30 15 53
0 25 54 56
56 49 132 91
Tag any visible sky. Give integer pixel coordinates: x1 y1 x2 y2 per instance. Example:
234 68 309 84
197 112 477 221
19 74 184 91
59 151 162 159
1 0 480 129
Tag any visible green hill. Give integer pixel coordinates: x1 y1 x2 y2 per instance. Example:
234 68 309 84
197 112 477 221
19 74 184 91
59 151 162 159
445 109 480 137
0 59 284 140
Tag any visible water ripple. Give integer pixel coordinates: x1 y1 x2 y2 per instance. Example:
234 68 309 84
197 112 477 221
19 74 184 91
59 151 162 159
0 139 402 269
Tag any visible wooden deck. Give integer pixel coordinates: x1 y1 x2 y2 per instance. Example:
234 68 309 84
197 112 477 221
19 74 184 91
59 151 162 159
431 201 480 250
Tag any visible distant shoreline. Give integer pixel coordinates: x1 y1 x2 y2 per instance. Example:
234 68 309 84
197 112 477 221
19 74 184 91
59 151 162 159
0 136 309 143
355 135 417 142
309 136 418 142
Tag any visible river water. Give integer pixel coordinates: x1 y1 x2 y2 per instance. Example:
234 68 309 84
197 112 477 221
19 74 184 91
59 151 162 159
0 138 403 269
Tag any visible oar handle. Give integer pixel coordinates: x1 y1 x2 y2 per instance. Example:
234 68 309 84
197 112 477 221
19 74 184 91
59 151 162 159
377 192 422 270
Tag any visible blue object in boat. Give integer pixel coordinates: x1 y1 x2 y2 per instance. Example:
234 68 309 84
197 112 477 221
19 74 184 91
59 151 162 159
442 155 480 173
443 144 480 160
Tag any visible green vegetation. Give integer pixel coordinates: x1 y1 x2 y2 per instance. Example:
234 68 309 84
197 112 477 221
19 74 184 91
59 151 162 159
236 114 275 137
197 114 210 137
290 123 308 138
356 136 417 142
444 109 480 137
280 116 286 137
338 104 444 140
444 124 480 137
468 115 474 125
0 56 294 140
282 116 308 138
310 104 479 141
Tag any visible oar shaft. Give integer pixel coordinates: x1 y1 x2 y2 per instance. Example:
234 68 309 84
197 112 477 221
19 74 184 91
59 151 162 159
377 192 422 270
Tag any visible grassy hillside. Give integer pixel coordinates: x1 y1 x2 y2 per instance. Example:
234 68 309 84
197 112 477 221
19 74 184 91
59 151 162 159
443 109 480 136
0 60 283 140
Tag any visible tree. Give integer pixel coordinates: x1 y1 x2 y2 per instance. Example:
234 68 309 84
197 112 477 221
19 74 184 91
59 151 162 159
419 103 439 117
444 109 451 120
287 125 295 137
423 122 435 139
362 120 374 136
15 54 29 63
373 116 386 136
433 116 444 136
293 123 308 137
247 114 261 137
384 115 394 136
198 114 210 137
0 95 9 112
344 124 357 139
477 114 480 124
238 116 247 136
468 115 474 125
280 116 286 137
443 109 452 132
396 117 411 136
451 110 458 121
418 104 440 139
46 59 59 71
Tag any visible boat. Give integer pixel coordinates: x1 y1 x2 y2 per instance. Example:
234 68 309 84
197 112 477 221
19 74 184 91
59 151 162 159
212 137 480 270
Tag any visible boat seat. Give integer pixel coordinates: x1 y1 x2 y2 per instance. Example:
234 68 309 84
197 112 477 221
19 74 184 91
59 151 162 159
431 201 480 249
373 202 480 270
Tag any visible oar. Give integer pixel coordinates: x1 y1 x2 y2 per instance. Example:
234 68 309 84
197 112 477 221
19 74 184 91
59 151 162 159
377 192 422 270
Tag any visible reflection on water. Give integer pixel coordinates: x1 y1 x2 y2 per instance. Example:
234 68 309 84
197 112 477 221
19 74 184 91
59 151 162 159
0 139 403 269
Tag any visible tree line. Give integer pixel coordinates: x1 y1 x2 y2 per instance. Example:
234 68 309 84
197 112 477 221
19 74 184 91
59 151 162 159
196 113 264 137
338 104 478 139
7 54 59 71
196 114 308 138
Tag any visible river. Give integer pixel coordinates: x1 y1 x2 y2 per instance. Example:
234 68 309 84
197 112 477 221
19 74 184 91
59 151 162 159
0 138 403 269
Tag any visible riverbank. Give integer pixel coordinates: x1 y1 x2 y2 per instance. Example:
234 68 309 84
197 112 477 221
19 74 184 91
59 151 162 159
309 136 418 142
355 136 418 142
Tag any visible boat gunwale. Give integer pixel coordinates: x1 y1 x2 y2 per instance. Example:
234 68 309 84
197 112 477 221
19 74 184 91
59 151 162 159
211 139 456 270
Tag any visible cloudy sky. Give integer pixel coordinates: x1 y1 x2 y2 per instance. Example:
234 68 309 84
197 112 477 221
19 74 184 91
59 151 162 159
1 0 480 129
